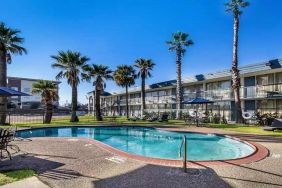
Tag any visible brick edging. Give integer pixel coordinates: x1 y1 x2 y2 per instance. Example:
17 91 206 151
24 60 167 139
19 125 269 167
78 128 269 167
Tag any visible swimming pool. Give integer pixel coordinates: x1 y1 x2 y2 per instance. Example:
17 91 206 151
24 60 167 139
17 126 255 161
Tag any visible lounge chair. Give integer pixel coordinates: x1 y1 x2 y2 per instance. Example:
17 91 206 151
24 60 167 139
0 129 12 160
263 118 282 131
148 115 159 122
128 115 140 121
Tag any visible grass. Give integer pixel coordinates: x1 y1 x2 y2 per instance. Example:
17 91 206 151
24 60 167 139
2 115 187 128
1 115 282 137
207 123 282 137
0 169 35 186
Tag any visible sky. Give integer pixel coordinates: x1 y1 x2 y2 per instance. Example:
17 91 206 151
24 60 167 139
1 0 282 105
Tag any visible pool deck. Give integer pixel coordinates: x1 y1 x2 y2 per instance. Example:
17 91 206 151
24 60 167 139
1 126 282 188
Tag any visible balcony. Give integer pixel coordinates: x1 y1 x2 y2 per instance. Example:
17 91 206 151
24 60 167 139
241 83 282 99
205 89 232 101
183 92 203 101
183 90 232 101
102 84 282 107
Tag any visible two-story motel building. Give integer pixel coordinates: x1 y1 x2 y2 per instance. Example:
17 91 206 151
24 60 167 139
87 59 282 121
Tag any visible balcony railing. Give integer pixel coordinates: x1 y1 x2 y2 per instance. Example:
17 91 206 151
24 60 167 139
183 90 232 101
99 84 282 107
241 83 282 99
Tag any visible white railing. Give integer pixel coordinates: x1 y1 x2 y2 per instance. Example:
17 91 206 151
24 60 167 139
241 83 282 99
101 84 282 108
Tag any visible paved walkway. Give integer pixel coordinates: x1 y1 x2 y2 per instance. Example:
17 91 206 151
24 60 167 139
0 127 282 188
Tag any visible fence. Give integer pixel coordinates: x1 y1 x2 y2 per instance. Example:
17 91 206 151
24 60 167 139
0 109 88 125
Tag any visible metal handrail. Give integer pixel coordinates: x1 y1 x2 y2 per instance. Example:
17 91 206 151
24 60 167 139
179 135 187 173
179 136 184 157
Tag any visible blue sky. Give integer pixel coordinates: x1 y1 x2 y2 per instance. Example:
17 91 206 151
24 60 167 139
2 0 282 104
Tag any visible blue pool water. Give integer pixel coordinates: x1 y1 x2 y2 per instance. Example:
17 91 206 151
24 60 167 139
17 126 255 161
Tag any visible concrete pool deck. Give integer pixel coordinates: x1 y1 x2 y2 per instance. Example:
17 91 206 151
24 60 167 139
0 126 282 188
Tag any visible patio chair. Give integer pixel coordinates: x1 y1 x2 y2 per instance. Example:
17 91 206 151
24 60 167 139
148 115 159 122
0 129 12 160
183 114 196 125
129 115 140 121
263 118 282 131
242 111 257 125
6 126 20 152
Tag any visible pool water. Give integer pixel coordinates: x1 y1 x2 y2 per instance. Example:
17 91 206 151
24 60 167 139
17 126 255 161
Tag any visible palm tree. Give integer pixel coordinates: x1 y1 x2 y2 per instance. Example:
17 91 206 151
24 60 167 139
51 51 89 122
0 22 27 124
113 65 136 119
83 64 113 121
32 80 58 124
166 32 193 119
225 0 249 123
134 58 155 117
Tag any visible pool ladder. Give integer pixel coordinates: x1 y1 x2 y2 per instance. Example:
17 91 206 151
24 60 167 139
179 135 187 173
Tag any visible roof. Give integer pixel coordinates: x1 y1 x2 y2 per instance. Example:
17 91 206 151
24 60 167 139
183 59 282 83
87 90 112 96
8 76 61 84
88 58 282 96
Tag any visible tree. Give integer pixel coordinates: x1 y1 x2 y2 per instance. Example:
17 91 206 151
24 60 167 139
166 32 193 119
51 51 89 122
225 0 249 123
0 22 27 124
113 65 136 119
134 58 155 117
32 80 58 124
83 64 113 121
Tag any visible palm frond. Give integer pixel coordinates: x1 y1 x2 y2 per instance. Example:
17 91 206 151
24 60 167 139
51 50 90 87
0 22 27 63
225 0 249 14
166 31 193 56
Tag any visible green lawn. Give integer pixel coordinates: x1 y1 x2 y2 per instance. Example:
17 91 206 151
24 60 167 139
1 115 282 137
3 115 187 128
207 123 282 137
0 169 35 186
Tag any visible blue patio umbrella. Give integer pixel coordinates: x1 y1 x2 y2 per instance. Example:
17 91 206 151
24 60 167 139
182 97 214 126
0 87 31 97
182 97 214 104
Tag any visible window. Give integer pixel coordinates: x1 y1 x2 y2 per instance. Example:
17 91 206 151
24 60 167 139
257 100 275 109
276 73 282 84
257 74 274 85
206 81 230 90
159 90 167 96
183 85 203 93
277 100 282 109
145 92 152 97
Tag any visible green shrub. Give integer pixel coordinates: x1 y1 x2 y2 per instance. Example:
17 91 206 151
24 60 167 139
254 112 278 126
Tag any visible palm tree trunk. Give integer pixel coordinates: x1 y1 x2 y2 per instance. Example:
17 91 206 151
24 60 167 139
176 50 183 120
125 85 129 119
70 85 78 122
44 102 53 124
0 47 7 125
232 13 243 124
95 88 102 121
141 75 146 117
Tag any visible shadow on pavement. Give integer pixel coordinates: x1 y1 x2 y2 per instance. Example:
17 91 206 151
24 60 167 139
93 164 230 188
193 161 282 187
